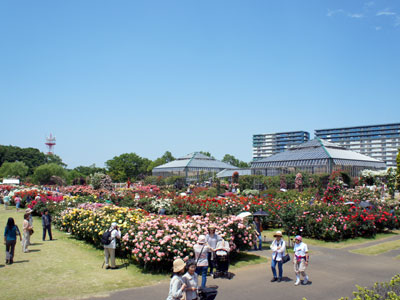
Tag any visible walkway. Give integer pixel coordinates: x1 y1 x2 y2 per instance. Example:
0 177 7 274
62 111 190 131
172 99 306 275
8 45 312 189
87 235 400 300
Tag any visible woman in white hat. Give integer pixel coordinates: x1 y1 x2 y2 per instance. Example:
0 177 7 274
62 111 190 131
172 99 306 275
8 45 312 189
166 258 187 300
270 231 285 282
194 234 213 288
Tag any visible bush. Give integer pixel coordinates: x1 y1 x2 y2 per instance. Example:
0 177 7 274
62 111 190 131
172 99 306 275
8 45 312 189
33 163 66 185
338 274 400 300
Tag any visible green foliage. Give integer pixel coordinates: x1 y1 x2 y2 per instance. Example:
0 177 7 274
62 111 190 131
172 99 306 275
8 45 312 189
147 151 175 172
90 172 113 190
337 274 400 300
222 154 250 168
45 154 67 167
0 161 29 178
199 151 213 158
106 153 152 182
396 150 400 191
387 168 396 199
74 164 107 176
0 145 47 174
33 163 67 184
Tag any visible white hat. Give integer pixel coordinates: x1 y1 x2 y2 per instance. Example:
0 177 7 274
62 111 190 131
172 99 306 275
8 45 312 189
111 222 118 228
273 231 283 237
198 235 207 244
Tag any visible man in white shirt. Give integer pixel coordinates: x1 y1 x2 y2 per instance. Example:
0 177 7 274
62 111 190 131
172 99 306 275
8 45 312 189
293 235 309 285
104 222 121 269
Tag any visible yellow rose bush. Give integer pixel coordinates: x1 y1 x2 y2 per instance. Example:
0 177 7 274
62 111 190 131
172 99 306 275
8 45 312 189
55 204 147 247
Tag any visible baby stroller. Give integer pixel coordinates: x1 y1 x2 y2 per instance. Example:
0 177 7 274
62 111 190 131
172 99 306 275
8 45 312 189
198 286 218 300
213 240 232 279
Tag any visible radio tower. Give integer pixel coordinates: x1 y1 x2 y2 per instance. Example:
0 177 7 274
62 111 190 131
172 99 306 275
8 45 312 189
45 133 56 155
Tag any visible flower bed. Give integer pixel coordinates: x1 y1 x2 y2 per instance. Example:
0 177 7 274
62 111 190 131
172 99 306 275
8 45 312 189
122 214 255 270
55 205 147 246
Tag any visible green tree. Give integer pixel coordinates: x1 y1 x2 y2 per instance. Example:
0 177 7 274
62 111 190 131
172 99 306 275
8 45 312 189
74 164 107 176
33 163 67 185
222 154 250 168
106 153 152 182
199 151 214 158
396 149 400 191
0 145 47 174
0 161 29 178
147 151 175 172
45 154 67 167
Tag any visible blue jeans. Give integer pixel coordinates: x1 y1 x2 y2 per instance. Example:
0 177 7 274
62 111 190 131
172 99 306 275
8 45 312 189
196 266 208 288
254 234 262 250
271 259 283 279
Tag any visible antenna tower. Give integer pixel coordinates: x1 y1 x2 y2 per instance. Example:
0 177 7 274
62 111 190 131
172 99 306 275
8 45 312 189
45 133 56 155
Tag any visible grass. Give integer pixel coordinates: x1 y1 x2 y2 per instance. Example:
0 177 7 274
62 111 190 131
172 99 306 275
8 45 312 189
350 240 400 256
230 252 267 269
261 228 400 249
0 208 266 300
0 208 166 300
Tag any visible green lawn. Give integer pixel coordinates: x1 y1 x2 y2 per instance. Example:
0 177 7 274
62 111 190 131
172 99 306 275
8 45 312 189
350 240 400 256
0 208 266 300
261 228 400 249
0 208 165 300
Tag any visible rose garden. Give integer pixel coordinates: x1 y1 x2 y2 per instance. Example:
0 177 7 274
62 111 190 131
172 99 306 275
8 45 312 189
1 168 400 299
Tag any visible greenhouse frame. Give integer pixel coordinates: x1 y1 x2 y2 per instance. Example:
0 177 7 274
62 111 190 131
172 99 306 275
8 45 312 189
251 138 386 177
152 152 238 182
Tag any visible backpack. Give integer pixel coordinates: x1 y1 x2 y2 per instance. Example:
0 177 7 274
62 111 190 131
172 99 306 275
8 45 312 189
101 229 114 245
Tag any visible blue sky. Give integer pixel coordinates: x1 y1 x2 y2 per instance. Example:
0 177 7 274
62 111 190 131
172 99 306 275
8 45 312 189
0 0 399 168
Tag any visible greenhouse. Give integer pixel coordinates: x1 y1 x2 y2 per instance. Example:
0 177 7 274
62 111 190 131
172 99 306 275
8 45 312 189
251 138 386 177
152 152 238 182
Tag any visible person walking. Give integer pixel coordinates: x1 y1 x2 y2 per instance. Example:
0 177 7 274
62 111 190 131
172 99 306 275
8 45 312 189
26 208 33 246
14 196 21 212
183 260 199 300
22 213 32 253
166 258 187 300
253 216 263 251
3 192 10 210
194 235 212 288
103 222 121 269
42 209 53 241
4 217 22 264
205 225 222 276
293 235 310 286
270 231 286 282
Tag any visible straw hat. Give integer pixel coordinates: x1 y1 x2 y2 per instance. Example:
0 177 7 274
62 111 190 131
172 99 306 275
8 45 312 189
273 231 283 237
208 225 216 230
197 235 207 244
25 208 33 214
173 258 186 273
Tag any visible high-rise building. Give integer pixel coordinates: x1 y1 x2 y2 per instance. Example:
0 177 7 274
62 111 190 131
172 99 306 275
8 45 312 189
315 123 400 167
252 131 310 160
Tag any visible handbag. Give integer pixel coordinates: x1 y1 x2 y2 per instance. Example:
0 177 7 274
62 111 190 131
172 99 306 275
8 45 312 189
274 240 290 264
29 228 34 235
282 241 290 264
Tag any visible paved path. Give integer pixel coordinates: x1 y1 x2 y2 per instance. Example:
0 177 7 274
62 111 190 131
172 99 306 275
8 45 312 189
87 236 400 300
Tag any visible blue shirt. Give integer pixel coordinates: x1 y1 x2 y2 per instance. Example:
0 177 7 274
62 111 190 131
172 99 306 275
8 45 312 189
4 225 20 241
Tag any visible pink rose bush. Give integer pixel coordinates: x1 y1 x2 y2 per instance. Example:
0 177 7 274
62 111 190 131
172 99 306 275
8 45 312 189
122 214 255 270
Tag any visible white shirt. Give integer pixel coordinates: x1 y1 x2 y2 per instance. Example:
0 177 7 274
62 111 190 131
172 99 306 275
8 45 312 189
166 275 184 300
104 228 121 249
294 242 308 257
182 272 198 300
194 244 211 267
270 239 286 261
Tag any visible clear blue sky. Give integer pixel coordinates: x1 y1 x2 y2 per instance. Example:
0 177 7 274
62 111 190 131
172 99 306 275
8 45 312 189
1 0 399 168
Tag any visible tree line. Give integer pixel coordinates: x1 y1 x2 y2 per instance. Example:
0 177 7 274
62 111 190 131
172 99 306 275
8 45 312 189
0 145 250 184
